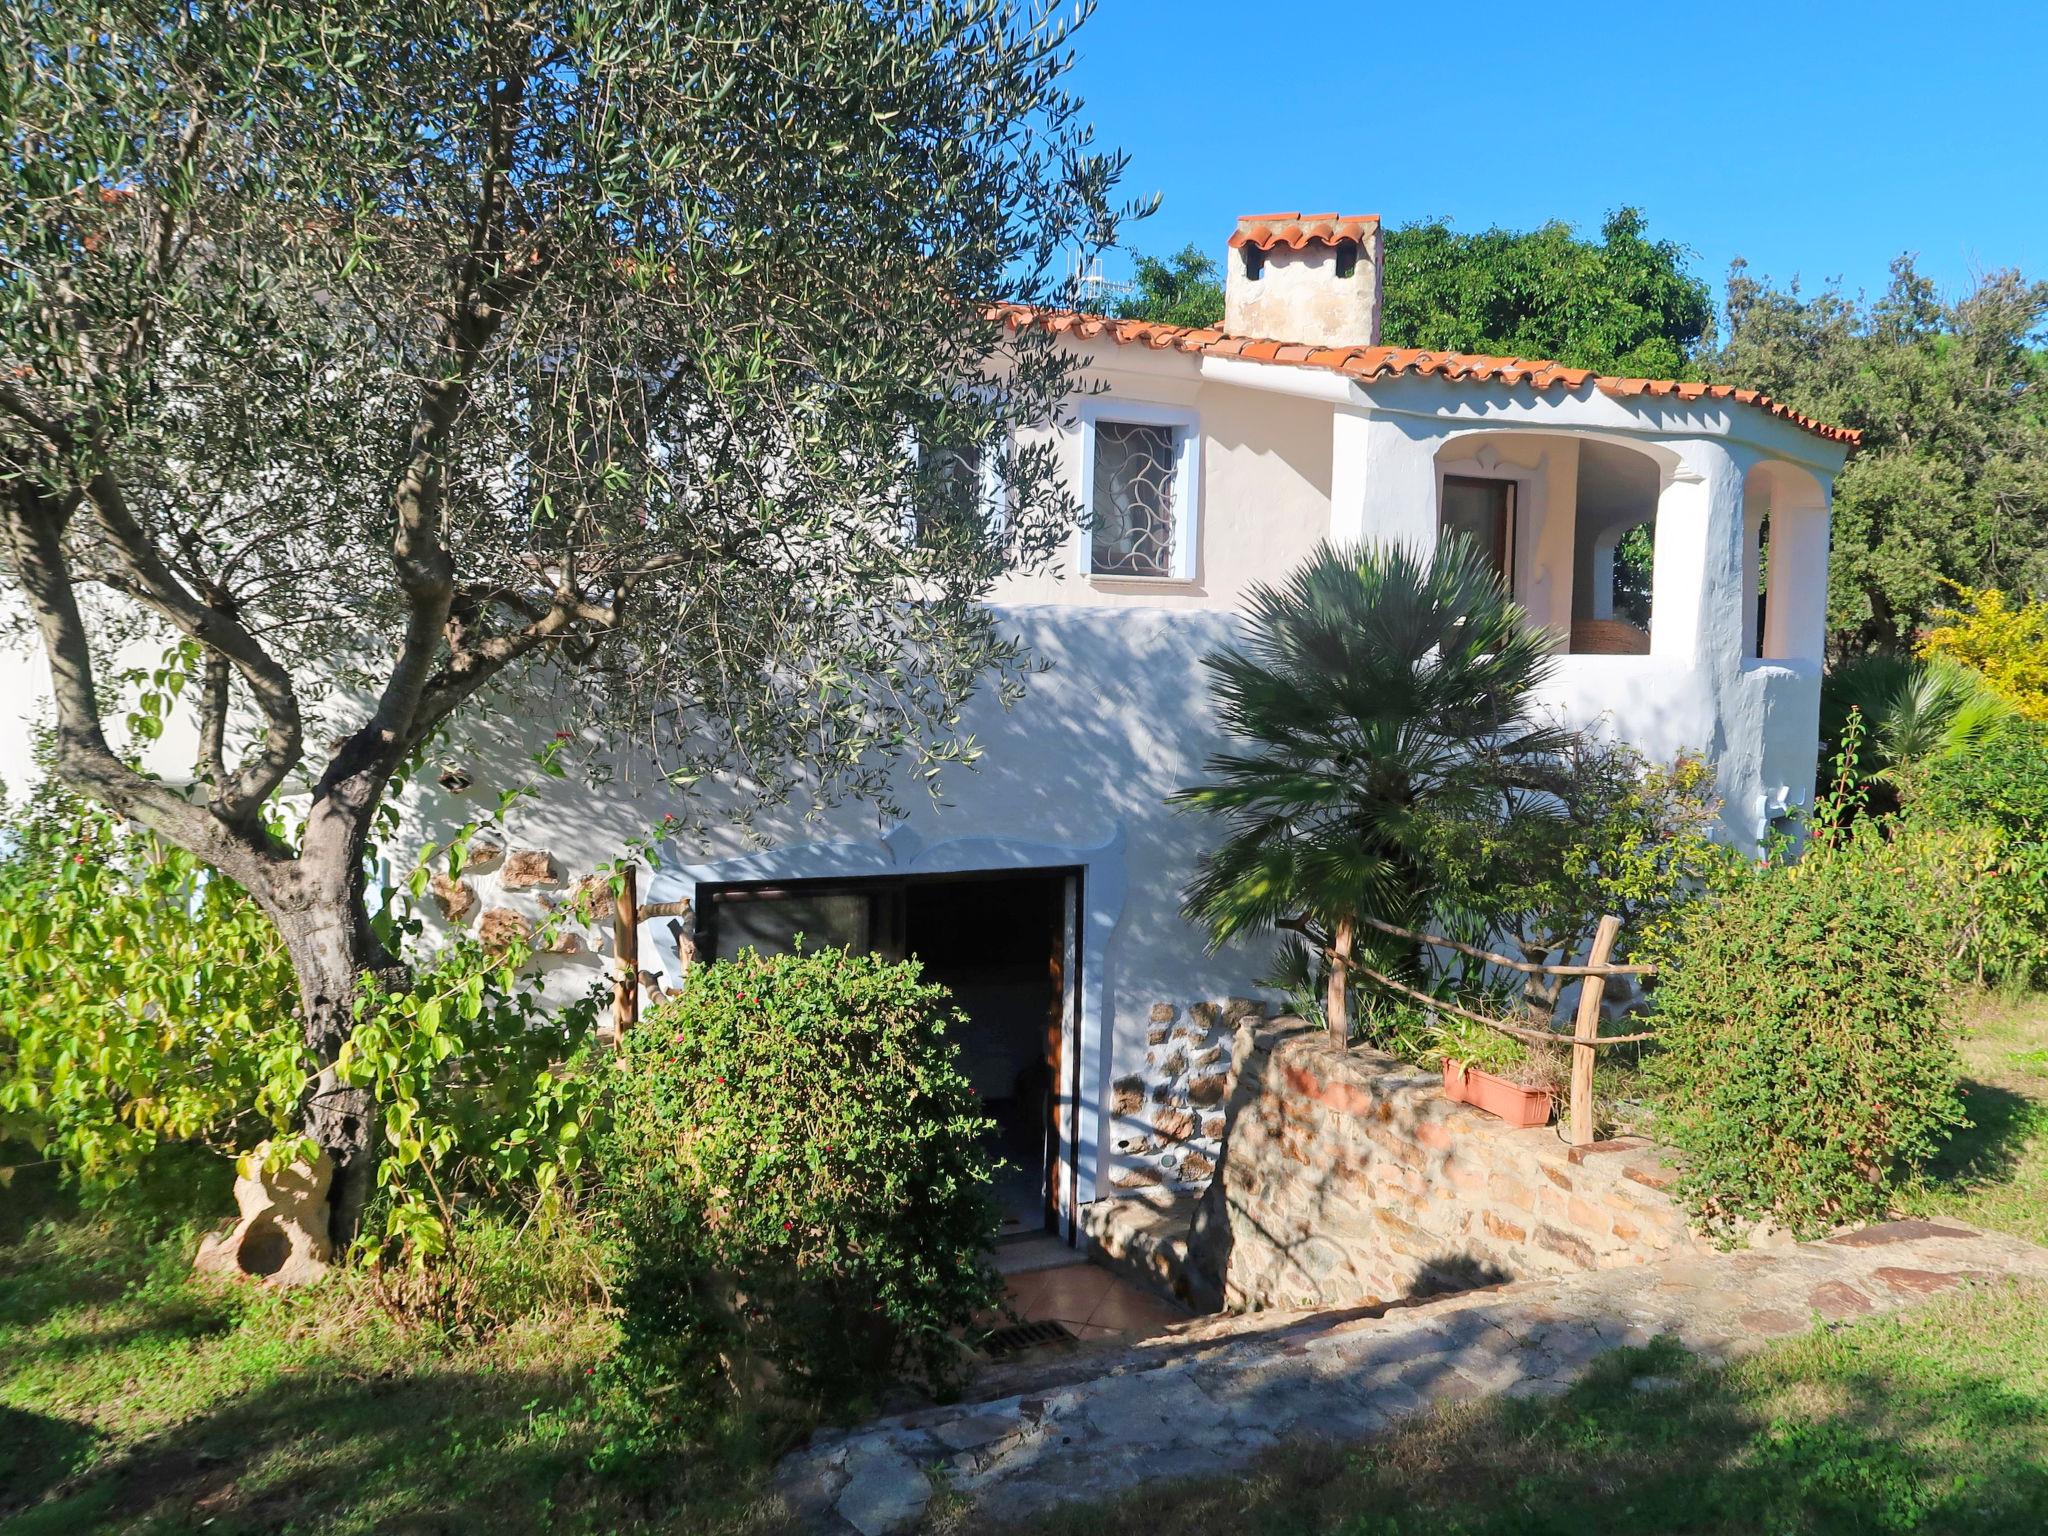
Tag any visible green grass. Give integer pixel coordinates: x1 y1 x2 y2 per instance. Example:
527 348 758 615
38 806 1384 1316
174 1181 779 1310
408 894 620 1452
7 996 2048 1535
0 1175 787 1535
1901 991 2048 1244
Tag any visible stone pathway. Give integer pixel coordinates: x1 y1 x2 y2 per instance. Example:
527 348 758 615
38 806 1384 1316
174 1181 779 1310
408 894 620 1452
775 1220 2048 1533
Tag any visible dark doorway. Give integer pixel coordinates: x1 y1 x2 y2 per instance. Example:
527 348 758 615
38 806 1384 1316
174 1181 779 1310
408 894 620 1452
696 868 1075 1238
904 875 1066 1237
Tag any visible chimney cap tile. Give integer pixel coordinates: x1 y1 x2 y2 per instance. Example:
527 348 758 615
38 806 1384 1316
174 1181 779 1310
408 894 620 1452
1229 212 1381 252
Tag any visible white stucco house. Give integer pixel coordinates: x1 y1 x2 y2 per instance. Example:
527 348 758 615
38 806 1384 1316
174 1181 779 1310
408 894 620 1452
615 212 1856 1243
0 212 1857 1248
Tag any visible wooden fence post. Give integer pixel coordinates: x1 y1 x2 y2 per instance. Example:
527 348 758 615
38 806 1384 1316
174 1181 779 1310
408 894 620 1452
613 864 639 1038
1568 913 1623 1147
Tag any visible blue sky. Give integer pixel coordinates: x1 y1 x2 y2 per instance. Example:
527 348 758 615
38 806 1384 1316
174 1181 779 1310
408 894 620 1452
1063 1 2048 314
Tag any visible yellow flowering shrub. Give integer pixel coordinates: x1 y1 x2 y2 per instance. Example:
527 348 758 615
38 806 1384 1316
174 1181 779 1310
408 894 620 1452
1918 585 2048 721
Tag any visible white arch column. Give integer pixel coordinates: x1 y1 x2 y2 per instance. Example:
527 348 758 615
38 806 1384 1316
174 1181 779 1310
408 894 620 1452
1649 443 1746 667
1759 475 1831 663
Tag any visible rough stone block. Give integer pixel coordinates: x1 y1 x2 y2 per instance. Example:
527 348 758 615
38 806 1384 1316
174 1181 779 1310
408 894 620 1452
1150 1003 1178 1024
478 906 532 954
1110 1164 1166 1190
1188 1074 1228 1106
500 848 560 890
1567 1196 1611 1234
428 872 476 921
1482 1210 1528 1243
1112 1075 1143 1116
1534 1224 1598 1268
1491 1176 1535 1212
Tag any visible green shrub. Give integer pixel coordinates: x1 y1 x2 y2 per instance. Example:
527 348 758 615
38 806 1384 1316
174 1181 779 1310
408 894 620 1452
1903 719 2048 988
0 778 606 1271
0 782 306 1193
593 947 1000 1434
1649 820 1966 1239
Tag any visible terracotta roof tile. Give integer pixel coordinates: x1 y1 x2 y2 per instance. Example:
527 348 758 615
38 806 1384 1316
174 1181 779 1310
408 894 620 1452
989 304 1859 446
1229 212 1381 252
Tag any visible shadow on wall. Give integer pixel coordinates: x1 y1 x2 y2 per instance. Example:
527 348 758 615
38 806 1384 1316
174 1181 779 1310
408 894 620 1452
404 605 1280 1002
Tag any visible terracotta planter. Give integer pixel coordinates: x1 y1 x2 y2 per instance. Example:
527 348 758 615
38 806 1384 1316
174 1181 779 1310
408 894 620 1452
1442 1059 1554 1128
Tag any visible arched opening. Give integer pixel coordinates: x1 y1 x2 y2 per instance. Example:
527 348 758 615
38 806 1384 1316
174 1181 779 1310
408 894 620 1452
1569 439 1664 655
1743 461 1829 664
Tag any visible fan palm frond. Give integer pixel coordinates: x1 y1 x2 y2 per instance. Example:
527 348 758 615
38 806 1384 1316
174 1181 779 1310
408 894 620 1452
1174 537 1569 1038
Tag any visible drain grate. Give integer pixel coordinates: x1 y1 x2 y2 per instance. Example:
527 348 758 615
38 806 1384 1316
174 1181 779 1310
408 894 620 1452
983 1319 1076 1358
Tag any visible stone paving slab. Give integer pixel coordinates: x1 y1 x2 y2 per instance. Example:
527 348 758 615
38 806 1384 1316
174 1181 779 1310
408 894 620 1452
774 1221 2048 1534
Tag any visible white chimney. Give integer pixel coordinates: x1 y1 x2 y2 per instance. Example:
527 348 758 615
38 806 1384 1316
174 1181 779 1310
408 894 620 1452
1224 212 1383 348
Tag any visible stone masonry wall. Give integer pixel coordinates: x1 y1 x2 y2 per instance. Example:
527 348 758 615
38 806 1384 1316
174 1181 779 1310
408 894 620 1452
1184 1021 1699 1312
1104 996 1269 1197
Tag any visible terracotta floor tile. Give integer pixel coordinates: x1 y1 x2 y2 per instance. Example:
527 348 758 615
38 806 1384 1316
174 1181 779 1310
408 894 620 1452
1004 1271 1051 1313
1023 1266 1116 1326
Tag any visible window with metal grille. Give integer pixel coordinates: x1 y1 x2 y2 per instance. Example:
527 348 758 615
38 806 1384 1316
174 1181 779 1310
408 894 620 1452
1089 420 1179 577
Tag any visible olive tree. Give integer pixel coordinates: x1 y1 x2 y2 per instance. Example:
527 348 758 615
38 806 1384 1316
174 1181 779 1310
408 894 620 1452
0 2 1130 1236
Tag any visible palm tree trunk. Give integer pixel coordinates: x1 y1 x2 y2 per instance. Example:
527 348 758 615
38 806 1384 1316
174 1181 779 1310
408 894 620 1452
1324 914 1355 1047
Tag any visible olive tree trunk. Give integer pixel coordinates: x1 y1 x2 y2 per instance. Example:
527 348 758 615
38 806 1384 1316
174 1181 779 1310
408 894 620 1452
273 902 389 1250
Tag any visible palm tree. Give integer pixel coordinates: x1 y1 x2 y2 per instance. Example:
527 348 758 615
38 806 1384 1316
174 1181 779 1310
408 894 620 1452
1173 537 1571 1044
1821 654 2014 802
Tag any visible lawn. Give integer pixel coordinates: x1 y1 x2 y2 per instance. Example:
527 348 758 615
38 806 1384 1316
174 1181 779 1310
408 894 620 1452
0 1178 785 1536
1902 990 2048 1245
5 996 2047 1535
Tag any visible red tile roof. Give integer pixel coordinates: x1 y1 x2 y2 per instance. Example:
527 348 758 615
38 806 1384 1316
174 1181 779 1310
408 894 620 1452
1229 212 1381 252
991 305 1860 447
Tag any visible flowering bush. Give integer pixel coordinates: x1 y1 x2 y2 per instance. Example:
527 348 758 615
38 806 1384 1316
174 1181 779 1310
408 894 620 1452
1918 584 2048 721
593 946 1000 1433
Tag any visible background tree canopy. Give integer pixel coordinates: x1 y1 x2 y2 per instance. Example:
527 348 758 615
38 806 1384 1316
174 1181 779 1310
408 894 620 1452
1380 207 1712 377
1710 258 2048 654
1111 207 1714 377
1110 242 1224 330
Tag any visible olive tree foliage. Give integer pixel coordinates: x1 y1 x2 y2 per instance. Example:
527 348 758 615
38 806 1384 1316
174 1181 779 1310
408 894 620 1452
0 1 1133 1236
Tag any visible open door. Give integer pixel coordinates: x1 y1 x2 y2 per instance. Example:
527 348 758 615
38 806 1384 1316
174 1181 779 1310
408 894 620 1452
1049 872 1081 1241
698 868 1079 1239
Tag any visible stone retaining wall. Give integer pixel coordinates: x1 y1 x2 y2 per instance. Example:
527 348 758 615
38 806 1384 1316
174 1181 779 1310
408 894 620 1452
1175 1020 1700 1312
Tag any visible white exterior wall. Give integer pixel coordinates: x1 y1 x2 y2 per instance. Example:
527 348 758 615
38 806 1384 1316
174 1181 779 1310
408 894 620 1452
0 335 1849 1232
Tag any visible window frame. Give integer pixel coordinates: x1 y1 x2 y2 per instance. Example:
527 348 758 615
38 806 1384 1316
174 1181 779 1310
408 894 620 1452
902 420 1009 551
1075 399 1201 583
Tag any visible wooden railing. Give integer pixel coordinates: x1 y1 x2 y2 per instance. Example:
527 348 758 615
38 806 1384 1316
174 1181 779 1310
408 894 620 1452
606 866 693 1038
1339 913 1655 1146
